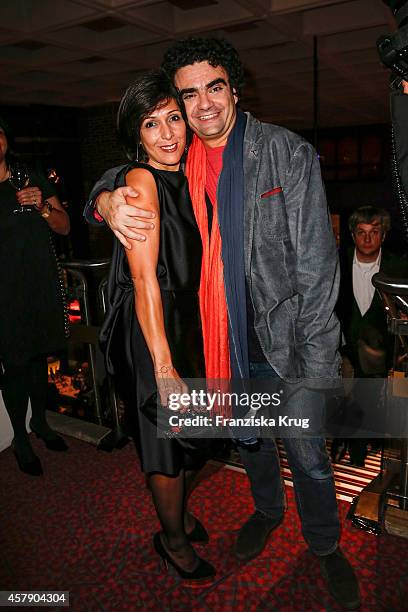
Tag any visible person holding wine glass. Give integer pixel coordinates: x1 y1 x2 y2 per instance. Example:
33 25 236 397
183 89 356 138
0 116 70 476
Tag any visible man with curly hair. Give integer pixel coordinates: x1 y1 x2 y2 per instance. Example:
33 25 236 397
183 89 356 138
84 37 360 609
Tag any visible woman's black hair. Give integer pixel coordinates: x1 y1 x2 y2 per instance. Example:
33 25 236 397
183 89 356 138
117 70 183 161
161 37 245 97
0 116 14 167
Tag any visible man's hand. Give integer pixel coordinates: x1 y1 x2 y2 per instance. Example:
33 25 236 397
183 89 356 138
402 80 408 94
96 186 156 249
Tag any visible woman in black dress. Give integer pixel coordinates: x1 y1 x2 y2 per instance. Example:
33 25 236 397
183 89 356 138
0 117 70 476
100 72 215 582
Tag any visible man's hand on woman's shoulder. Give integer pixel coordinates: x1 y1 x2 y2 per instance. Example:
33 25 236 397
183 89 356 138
96 186 156 249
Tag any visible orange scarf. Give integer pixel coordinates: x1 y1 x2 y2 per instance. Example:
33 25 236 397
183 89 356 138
185 135 231 380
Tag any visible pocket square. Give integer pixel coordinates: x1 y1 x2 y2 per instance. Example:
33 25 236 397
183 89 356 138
260 187 282 199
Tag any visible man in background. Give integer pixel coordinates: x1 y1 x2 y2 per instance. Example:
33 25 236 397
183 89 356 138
333 206 408 466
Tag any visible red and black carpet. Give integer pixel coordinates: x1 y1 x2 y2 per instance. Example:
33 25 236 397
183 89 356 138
0 437 407 610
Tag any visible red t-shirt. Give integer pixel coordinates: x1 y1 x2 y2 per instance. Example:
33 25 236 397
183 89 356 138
205 145 225 206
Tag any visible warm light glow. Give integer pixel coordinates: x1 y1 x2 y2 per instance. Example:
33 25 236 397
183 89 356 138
47 357 61 375
68 299 81 323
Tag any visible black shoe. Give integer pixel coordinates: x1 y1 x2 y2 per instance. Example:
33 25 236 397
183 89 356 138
153 532 216 583
319 548 360 610
30 421 68 452
235 510 283 563
187 517 209 544
13 449 43 476
41 435 68 452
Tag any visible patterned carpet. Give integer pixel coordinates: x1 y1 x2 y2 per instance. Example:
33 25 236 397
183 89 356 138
0 436 407 611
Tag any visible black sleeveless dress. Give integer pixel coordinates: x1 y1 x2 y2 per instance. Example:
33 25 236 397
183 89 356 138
100 163 206 475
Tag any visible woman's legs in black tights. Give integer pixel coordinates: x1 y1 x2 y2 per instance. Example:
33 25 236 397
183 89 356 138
27 356 56 439
1 361 33 461
146 468 203 535
183 469 200 533
148 470 198 571
1 355 57 462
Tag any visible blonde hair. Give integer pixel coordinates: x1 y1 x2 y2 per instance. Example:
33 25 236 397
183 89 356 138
349 206 391 235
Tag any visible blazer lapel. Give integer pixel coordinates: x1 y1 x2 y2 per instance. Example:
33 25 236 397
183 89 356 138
243 113 263 275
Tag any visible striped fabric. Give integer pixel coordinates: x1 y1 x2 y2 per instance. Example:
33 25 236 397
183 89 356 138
217 441 383 503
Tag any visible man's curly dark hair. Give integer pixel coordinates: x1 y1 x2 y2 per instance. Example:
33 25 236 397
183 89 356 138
161 37 245 96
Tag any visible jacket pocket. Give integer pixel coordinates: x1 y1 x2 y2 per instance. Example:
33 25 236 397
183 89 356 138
256 193 289 240
260 186 282 199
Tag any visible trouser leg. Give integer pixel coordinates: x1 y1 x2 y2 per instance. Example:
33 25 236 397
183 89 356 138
247 362 340 554
284 385 339 554
284 435 340 555
347 438 368 466
238 438 285 519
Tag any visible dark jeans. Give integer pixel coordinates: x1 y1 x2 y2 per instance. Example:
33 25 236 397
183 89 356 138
238 361 340 556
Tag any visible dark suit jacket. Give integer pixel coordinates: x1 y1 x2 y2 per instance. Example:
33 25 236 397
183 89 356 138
336 247 408 375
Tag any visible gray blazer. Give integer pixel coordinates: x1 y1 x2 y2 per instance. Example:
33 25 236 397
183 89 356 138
243 113 340 381
84 112 341 382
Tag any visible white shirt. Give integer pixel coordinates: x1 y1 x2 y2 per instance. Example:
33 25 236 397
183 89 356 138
352 249 381 316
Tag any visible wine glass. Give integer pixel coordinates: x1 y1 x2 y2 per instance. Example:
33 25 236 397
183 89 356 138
9 162 32 214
